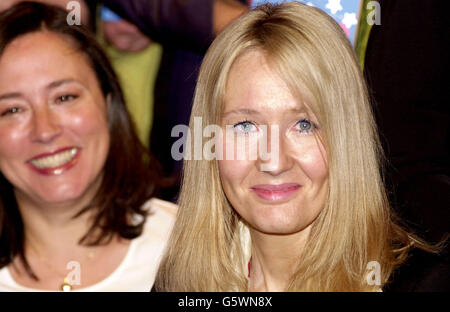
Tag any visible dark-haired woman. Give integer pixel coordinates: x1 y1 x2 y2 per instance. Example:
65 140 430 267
0 2 176 291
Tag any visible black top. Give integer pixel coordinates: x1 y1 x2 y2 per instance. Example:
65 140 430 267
384 248 450 292
364 0 449 261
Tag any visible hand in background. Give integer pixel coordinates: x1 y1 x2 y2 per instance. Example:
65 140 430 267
214 0 249 35
103 19 152 53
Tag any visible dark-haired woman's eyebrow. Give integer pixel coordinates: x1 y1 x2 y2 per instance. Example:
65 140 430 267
46 78 79 90
0 92 21 102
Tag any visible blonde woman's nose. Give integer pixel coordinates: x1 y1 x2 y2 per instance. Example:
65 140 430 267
257 128 293 175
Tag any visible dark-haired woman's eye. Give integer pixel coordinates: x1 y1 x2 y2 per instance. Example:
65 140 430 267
55 94 78 104
0 107 22 117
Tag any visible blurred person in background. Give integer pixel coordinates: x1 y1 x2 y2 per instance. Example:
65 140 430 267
99 6 162 148
100 0 250 201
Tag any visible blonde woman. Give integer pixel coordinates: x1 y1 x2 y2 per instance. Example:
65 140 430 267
155 3 445 291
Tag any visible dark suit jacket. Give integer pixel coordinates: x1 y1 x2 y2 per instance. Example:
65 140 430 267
364 0 449 291
364 0 449 243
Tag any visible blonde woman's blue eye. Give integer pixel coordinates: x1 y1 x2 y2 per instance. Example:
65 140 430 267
233 121 257 134
295 119 316 133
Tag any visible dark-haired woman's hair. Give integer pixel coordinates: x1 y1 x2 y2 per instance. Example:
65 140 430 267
0 2 161 279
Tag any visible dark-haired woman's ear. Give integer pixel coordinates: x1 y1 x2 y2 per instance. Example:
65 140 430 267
106 93 112 109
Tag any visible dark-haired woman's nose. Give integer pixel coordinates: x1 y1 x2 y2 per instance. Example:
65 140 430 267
31 106 62 143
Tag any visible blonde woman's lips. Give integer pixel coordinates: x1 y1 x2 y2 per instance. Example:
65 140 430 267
250 183 301 202
27 147 81 175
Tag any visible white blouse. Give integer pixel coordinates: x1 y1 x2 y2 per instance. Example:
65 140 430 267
0 198 177 292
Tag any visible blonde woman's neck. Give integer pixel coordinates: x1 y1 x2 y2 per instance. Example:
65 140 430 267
248 225 311 292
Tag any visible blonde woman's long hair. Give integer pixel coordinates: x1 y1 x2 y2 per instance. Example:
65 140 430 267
155 2 434 291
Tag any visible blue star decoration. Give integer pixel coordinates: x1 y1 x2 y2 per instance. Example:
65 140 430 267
250 0 362 45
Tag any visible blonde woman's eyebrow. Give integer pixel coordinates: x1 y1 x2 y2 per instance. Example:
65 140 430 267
222 108 262 118
222 106 311 119
288 107 308 114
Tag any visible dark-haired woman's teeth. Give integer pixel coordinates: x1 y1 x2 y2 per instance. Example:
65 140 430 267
31 148 78 169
